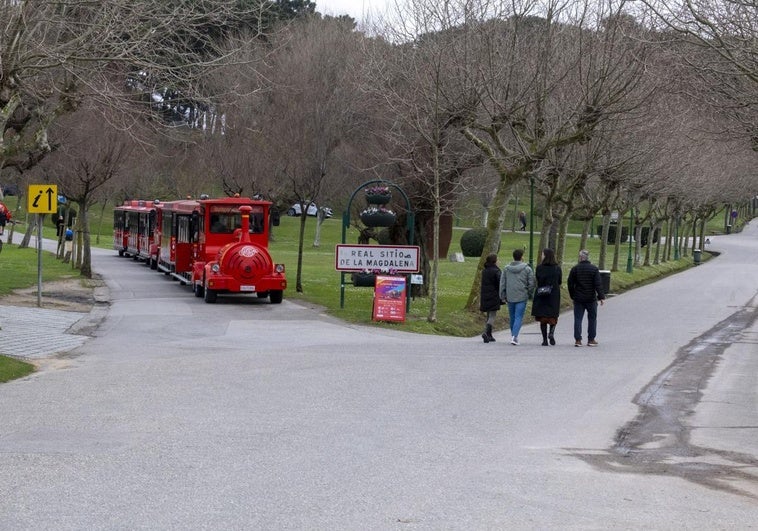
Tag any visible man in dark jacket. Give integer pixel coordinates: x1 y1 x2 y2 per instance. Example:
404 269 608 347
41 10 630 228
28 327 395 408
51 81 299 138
567 249 605 347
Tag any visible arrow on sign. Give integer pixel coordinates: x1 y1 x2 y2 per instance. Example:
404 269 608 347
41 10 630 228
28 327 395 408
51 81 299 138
31 187 56 211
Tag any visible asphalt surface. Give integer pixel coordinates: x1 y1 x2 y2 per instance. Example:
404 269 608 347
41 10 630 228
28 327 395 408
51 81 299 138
0 222 757 529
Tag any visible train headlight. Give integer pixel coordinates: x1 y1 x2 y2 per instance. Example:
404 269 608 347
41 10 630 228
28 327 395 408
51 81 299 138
211 263 220 273
275 264 285 273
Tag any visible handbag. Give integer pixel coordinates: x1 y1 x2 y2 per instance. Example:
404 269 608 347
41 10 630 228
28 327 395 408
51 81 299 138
536 285 552 296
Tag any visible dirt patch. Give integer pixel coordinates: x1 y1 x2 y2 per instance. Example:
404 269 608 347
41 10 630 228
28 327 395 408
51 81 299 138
0 276 106 312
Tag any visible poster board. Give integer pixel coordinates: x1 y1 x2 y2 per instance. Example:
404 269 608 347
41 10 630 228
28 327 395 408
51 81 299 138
372 275 407 323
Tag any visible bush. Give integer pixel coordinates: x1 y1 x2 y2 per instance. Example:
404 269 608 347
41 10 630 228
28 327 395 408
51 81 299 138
460 227 489 257
376 228 392 245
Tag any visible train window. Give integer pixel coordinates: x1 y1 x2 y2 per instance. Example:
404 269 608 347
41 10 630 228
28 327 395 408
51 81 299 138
207 205 265 235
251 213 264 234
210 214 234 234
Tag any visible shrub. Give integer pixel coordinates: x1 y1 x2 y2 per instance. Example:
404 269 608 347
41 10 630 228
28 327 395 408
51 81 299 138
376 228 392 245
460 227 489 257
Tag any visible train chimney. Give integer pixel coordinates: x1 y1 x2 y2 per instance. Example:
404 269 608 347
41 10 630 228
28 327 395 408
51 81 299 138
238 205 252 243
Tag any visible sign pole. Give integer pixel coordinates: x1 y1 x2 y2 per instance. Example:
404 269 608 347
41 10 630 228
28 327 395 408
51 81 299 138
37 215 43 307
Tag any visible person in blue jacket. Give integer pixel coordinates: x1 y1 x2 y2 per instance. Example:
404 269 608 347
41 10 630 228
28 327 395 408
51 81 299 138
499 248 535 346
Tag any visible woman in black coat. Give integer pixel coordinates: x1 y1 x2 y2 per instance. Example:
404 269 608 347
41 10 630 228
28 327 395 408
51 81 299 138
531 248 562 346
479 253 501 343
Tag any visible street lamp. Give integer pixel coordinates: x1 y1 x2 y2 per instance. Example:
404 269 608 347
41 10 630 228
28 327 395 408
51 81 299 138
674 215 680 260
528 175 534 268
626 207 634 273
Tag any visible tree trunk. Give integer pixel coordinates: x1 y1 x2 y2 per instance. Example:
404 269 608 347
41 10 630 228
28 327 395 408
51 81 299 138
19 214 43 249
598 213 611 270
96 199 109 246
296 214 307 292
79 204 92 278
313 209 325 248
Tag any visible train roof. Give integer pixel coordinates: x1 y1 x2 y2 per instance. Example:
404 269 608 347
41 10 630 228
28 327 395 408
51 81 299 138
156 196 272 214
115 200 157 212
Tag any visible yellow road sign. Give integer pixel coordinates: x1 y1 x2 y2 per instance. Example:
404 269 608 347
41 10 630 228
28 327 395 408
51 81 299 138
27 184 58 214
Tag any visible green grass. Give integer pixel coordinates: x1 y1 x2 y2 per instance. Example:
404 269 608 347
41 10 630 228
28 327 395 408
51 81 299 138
0 241 84 296
0 355 35 382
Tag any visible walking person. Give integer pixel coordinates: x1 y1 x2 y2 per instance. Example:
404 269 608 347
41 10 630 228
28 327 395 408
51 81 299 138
499 248 535 346
0 202 9 236
479 253 501 343
567 249 605 347
518 211 527 231
532 248 562 346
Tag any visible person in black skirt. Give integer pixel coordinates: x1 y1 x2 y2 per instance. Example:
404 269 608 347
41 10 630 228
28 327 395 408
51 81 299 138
479 253 502 343
531 248 562 346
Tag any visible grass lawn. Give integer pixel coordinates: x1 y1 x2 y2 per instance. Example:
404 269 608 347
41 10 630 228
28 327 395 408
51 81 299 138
0 355 35 382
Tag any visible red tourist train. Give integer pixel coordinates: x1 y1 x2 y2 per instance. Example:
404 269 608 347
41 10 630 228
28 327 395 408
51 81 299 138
113 195 286 303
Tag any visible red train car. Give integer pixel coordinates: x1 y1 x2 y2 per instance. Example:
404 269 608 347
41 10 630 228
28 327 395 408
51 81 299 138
113 199 157 261
155 195 286 303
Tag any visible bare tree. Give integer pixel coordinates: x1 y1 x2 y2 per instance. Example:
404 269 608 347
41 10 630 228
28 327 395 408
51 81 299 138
362 15 485 321
641 0 758 147
384 1 651 310
38 104 131 277
1 0 274 174
226 17 365 292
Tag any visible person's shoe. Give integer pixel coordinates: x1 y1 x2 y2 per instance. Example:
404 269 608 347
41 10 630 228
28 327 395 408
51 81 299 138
587 339 599 347
511 336 519 346
482 332 490 343
548 334 556 346
574 340 582 347
542 340 548 346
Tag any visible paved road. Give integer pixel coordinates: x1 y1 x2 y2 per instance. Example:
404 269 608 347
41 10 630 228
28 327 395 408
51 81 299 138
1 223 757 529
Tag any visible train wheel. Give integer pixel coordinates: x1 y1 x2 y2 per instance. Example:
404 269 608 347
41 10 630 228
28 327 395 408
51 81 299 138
269 290 283 304
194 281 204 298
204 287 217 303
118 250 124 257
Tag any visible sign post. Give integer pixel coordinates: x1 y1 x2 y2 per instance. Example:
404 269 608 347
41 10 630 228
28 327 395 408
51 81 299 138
27 185 58 307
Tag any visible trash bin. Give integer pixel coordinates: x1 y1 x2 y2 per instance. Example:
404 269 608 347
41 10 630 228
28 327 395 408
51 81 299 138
726 224 732 234
599 270 611 295
693 249 702 265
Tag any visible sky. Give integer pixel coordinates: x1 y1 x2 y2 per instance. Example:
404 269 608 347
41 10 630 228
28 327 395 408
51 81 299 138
315 0 390 22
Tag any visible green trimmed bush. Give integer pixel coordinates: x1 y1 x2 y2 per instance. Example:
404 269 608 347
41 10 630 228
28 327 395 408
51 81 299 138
460 227 489 257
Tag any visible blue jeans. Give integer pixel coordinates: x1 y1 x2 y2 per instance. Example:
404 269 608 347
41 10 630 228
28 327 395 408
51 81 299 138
507 300 527 338
573 301 598 341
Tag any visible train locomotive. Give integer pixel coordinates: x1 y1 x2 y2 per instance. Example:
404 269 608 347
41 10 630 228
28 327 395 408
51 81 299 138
114 195 286 304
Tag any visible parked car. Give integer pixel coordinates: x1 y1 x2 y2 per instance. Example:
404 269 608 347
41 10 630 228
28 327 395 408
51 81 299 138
287 203 332 218
0 184 19 196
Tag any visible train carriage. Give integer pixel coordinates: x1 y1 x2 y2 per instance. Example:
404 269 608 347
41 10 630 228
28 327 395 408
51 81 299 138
113 200 157 260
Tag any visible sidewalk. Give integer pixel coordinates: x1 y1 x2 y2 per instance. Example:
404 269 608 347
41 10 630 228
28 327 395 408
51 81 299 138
0 305 92 359
0 236 109 360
